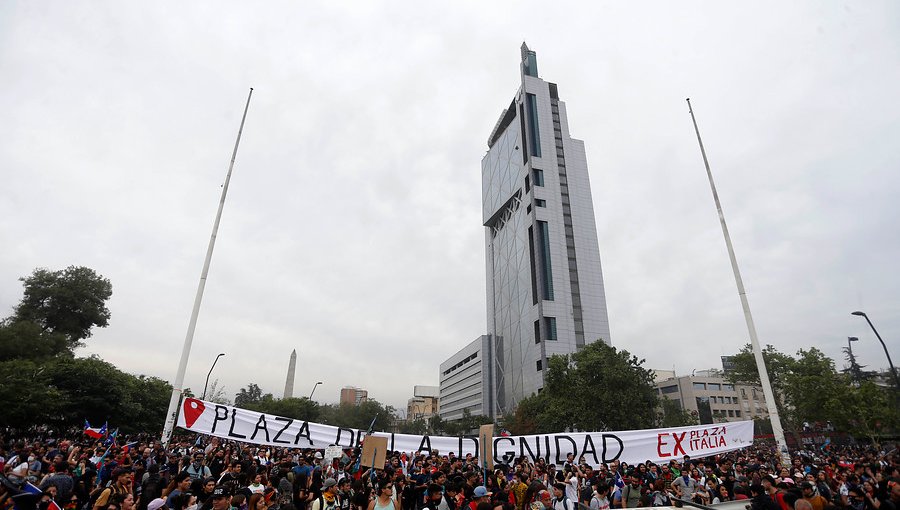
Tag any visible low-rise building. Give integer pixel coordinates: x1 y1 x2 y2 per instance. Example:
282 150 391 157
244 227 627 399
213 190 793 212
407 385 439 421
340 386 368 406
655 369 768 424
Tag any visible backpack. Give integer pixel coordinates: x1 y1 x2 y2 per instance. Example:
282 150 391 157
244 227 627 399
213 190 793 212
313 496 336 510
85 487 105 510
142 476 162 504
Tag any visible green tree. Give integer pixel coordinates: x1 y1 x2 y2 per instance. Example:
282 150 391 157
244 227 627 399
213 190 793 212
124 375 174 433
554 340 658 431
781 348 847 426
428 415 445 435
46 355 134 426
503 341 658 434
397 418 428 435
13 266 112 349
235 383 267 407
0 267 170 433
657 398 698 428
502 397 544 436
320 400 395 431
838 381 899 445
725 344 897 442
249 396 321 422
204 379 231 405
0 359 63 427
0 320 70 361
726 344 799 433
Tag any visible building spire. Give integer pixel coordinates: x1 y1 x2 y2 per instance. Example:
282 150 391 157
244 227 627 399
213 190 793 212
521 42 538 77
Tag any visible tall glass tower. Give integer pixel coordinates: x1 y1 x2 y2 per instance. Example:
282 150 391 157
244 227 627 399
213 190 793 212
483 44 612 416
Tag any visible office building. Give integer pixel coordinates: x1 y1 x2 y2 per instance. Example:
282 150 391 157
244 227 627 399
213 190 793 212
482 43 612 415
339 386 368 406
439 335 493 421
655 369 769 424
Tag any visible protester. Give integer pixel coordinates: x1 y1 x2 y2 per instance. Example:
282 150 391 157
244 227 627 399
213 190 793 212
2 427 898 510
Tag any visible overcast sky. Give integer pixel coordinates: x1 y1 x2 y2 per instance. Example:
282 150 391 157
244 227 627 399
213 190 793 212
2 2 898 414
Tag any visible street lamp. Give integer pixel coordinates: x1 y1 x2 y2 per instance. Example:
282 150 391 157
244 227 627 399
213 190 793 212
846 337 860 384
847 336 858 356
309 381 323 400
851 311 899 389
202 353 225 400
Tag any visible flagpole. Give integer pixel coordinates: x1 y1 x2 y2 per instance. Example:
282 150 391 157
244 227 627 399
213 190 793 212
481 432 488 489
686 98 790 465
161 88 254 447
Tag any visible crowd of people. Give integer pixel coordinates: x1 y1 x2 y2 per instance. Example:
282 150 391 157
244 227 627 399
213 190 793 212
1 433 897 510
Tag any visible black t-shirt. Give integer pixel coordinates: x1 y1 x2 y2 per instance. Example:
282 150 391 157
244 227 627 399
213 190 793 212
208 457 226 478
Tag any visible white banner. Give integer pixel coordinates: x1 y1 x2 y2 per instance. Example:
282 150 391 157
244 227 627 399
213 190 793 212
177 398 753 466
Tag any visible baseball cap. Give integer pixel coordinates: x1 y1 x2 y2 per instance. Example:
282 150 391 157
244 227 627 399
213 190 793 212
212 486 232 498
474 486 491 498
314 452 323 459
322 478 337 490
800 482 814 490
148 499 167 510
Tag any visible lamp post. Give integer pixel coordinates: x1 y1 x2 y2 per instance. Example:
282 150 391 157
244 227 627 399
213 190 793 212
846 337 859 385
847 336 858 355
309 381 323 400
202 353 225 400
851 311 899 389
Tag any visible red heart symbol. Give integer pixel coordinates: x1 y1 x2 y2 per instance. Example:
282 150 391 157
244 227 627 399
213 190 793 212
183 398 206 428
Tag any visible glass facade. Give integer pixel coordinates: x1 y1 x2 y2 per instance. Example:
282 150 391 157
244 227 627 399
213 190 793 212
481 44 612 416
523 49 538 77
526 94 541 158
483 111 540 413
537 221 554 300
544 317 557 340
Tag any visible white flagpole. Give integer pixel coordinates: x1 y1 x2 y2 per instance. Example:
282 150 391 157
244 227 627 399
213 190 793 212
686 98 791 465
161 88 254 447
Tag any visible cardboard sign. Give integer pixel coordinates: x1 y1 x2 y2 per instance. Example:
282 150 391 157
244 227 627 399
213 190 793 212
324 445 343 460
360 435 388 469
479 424 494 470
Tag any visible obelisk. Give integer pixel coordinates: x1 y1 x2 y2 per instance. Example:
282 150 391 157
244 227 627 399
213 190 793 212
283 349 297 399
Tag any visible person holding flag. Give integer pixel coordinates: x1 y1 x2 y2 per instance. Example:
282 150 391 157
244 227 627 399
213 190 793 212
84 422 108 440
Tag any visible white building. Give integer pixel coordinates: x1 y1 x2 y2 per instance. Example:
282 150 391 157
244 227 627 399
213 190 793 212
482 43 612 416
439 335 493 421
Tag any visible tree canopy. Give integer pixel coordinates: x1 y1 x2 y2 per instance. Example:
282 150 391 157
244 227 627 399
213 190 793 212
501 340 691 435
0 266 169 433
726 344 898 443
13 266 113 349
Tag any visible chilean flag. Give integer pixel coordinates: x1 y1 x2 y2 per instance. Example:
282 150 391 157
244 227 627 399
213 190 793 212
84 420 107 439
121 441 138 455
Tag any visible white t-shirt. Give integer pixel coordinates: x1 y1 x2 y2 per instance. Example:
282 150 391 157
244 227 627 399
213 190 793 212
565 478 579 503
590 495 610 510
